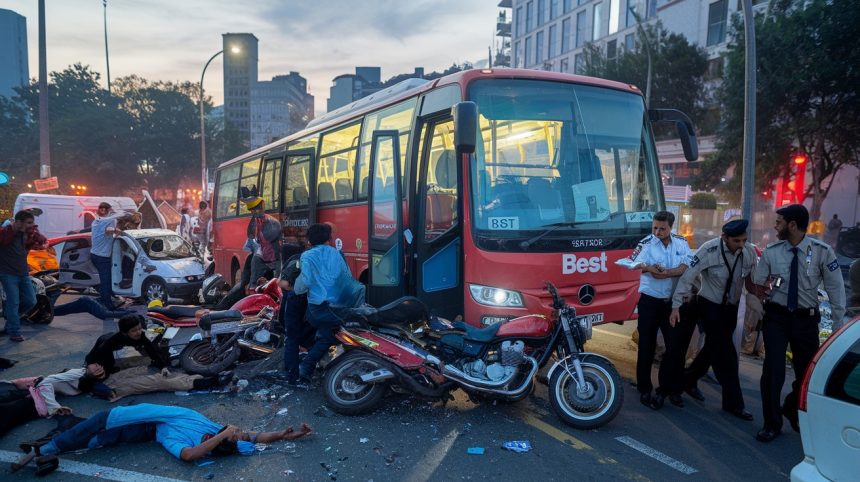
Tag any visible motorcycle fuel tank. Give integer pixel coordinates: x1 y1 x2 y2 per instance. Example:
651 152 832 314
495 315 552 338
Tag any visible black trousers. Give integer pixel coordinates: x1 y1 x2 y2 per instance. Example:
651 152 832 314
760 303 820 430
637 294 679 395
683 298 745 410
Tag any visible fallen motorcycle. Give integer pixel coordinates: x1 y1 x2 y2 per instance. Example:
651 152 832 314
323 282 623 430
178 305 283 376
146 277 281 328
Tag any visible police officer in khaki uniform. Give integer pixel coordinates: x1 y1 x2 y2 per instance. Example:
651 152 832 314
752 204 845 442
670 219 756 420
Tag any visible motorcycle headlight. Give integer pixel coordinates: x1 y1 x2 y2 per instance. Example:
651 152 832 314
469 284 524 307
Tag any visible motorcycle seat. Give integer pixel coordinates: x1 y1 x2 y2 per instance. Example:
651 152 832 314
148 305 200 319
371 296 430 328
452 320 502 342
199 309 244 331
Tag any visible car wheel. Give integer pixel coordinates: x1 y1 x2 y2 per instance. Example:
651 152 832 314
142 277 168 304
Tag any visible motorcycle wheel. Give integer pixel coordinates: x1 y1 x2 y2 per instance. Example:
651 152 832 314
549 357 623 430
179 339 241 376
324 351 388 415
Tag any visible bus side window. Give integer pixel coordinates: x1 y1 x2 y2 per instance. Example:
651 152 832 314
215 163 242 219
260 158 282 212
318 123 360 203
237 157 262 216
358 99 417 199
423 121 457 241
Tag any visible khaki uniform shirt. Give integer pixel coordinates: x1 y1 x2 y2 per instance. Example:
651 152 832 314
753 236 845 320
672 237 758 309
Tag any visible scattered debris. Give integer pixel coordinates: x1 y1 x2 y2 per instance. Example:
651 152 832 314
235 379 249 391
196 458 215 467
203 473 215 480
314 405 334 417
320 462 338 480
501 441 532 453
277 408 289 416
467 447 485 455
283 469 295 476
359 437 369 443
281 442 297 454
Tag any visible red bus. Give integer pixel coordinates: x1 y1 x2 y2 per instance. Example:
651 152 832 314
211 68 697 327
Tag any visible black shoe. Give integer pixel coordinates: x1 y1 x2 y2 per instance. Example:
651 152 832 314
782 405 800 432
669 394 685 408
755 427 781 442
19 441 46 456
34 455 59 476
724 407 754 421
650 394 665 410
685 386 706 402
640 393 653 408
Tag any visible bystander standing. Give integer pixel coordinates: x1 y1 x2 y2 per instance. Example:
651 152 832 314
0 210 47 341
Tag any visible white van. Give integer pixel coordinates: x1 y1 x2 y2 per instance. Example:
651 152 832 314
13 192 163 239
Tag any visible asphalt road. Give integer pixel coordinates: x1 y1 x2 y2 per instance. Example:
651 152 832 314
0 297 805 481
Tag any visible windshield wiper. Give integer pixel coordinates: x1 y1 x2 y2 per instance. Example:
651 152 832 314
519 222 578 250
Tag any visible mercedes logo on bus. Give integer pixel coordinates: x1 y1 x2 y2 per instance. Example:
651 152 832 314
578 284 596 305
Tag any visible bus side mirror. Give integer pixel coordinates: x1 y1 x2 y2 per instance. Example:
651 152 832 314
648 108 699 162
453 101 478 154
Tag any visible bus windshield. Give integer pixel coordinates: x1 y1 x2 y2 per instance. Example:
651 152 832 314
469 79 663 252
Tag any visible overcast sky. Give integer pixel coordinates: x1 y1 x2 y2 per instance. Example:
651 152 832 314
4 0 502 115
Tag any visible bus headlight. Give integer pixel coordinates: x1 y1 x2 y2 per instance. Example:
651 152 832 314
469 284 524 307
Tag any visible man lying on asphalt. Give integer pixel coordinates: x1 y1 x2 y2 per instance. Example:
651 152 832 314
13 403 313 474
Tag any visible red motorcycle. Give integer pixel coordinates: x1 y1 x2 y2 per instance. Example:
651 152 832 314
146 278 282 328
323 283 624 430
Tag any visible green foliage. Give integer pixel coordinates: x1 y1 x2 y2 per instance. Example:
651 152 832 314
582 22 710 135
701 0 860 217
688 192 718 209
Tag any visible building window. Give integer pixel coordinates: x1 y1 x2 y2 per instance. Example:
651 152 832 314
516 6 524 36
626 1 637 27
526 1 534 32
574 53 585 74
525 36 533 66
707 0 728 46
575 11 586 47
548 24 558 58
550 0 559 19
538 0 546 25
560 58 569 72
514 40 522 67
536 31 545 63
563 0 572 13
647 0 658 18
593 2 604 41
625 32 635 51
562 18 571 52
607 39 617 61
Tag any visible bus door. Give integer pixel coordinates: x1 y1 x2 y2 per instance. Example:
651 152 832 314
280 148 316 241
367 130 407 305
413 118 463 320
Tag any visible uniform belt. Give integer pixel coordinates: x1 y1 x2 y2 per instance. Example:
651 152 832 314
764 302 818 317
641 293 671 303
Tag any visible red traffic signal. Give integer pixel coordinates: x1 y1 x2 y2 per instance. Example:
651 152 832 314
793 154 808 165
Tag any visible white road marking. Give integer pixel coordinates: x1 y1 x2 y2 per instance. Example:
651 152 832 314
593 327 635 341
0 449 188 482
404 428 460 482
614 436 699 475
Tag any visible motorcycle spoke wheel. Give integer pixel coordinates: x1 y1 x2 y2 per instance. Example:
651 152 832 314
549 357 623 430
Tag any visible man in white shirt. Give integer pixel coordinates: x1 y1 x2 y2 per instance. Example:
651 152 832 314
90 202 122 309
629 211 692 410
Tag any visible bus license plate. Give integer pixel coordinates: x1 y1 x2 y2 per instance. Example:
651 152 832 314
576 313 603 325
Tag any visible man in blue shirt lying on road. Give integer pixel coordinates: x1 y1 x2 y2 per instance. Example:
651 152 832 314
13 403 312 475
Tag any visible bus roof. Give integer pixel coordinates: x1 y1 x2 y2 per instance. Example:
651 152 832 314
216 68 643 171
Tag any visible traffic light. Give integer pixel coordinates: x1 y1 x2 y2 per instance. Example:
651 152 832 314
775 152 808 206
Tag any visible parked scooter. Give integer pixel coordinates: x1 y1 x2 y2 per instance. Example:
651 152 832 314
323 282 624 430
0 271 59 326
146 277 281 328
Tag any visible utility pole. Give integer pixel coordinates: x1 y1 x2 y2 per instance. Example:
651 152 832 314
630 7 652 108
740 0 757 220
38 0 50 179
103 0 111 93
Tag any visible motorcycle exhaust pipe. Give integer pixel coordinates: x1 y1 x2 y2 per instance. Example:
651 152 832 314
238 339 275 355
359 368 395 383
442 357 539 397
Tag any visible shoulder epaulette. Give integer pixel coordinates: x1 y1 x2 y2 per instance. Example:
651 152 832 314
766 240 785 249
809 238 831 249
638 234 654 245
706 244 718 253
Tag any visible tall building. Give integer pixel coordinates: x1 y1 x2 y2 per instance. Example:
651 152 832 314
222 33 258 149
251 72 314 148
0 9 29 99
495 1 512 67
326 67 383 112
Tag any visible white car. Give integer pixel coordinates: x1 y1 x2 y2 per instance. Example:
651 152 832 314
52 229 205 304
791 317 860 482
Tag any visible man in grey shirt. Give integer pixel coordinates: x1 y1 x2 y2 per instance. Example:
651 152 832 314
670 219 757 420
752 204 845 442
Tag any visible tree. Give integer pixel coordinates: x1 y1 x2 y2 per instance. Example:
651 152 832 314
689 192 717 210
700 0 860 217
583 23 710 135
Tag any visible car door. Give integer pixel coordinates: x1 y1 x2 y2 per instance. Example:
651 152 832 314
58 237 99 287
111 235 138 296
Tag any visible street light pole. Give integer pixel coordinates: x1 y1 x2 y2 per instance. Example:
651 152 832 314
630 7 652 107
740 0 757 220
199 50 224 198
38 0 50 179
103 0 111 93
